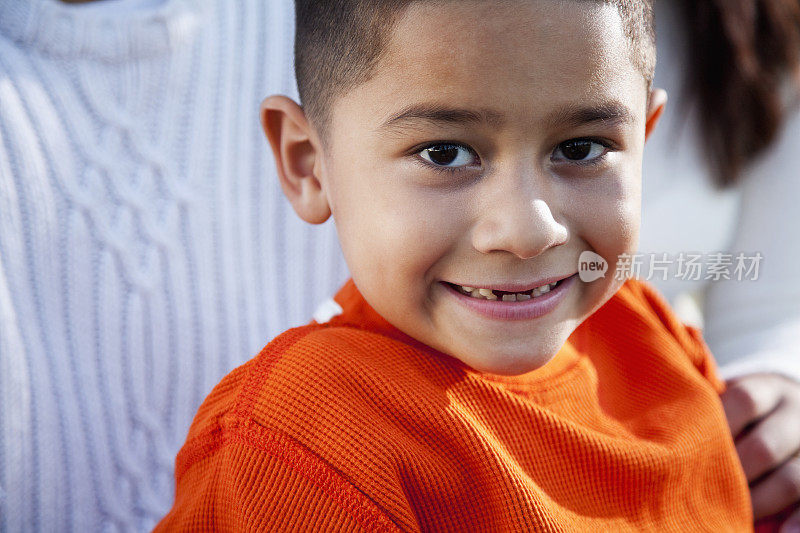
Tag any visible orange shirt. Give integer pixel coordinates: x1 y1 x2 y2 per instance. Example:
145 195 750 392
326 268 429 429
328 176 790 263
156 278 754 531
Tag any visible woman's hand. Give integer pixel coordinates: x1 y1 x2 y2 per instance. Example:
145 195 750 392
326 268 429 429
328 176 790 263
720 373 800 532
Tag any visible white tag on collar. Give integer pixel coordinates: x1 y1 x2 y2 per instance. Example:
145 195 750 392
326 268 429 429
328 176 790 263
312 298 344 324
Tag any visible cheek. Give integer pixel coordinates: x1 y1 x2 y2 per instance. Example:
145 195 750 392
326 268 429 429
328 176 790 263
565 172 640 317
330 166 464 288
571 171 641 258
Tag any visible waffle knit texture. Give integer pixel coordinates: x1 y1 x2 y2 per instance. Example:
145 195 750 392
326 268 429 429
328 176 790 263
156 277 755 532
2 1 797 531
0 1 348 530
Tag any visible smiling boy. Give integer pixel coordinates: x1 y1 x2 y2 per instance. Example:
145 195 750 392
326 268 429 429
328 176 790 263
156 0 754 530
289 0 650 377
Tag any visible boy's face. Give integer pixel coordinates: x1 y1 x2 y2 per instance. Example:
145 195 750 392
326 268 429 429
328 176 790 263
284 0 664 375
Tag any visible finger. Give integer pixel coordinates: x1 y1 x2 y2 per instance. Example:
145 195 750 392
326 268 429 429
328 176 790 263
750 453 800 520
779 505 800 533
720 375 784 438
736 400 800 482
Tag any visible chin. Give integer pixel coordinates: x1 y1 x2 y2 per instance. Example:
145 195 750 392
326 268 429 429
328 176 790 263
466 349 556 376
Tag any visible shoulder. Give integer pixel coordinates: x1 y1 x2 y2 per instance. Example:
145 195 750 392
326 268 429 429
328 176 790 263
161 325 405 532
168 322 435 530
175 321 437 472
597 278 725 392
241 322 446 431
176 324 354 440
616 279 691 333
607 278 697 341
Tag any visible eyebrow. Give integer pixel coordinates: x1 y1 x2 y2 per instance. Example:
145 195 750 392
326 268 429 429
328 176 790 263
377 100 635 133
379 103 505 132
544 101 635 130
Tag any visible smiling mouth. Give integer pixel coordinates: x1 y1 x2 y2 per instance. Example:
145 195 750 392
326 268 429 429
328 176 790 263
443 278 569 301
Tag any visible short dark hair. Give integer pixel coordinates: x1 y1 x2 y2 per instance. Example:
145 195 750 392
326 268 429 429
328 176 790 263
294 0 656 144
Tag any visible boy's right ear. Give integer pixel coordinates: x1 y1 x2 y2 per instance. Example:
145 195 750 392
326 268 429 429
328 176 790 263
260 95 332 224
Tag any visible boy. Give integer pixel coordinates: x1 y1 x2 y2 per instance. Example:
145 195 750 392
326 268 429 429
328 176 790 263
157 0 756 530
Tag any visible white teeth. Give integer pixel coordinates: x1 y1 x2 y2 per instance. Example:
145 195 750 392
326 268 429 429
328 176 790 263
455 279 561 301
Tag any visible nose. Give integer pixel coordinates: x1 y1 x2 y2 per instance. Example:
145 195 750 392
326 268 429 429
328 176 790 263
471 174 568 259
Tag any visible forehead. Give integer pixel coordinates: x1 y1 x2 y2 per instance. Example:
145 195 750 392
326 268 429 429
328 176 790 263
334 0 646 134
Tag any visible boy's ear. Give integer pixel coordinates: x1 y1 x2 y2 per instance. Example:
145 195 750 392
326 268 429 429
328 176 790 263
644 87 668 142
260 95 331 224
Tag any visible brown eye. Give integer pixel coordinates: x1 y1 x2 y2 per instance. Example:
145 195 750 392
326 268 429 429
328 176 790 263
419 143 475 168
554 139 608 163
560 140 591 159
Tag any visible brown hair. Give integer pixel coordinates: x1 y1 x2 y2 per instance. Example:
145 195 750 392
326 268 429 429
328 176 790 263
294 0 656 146
678 0 800 188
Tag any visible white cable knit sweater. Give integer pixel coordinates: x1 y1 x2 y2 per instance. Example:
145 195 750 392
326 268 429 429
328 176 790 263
0 0 349 530
2 0 799 531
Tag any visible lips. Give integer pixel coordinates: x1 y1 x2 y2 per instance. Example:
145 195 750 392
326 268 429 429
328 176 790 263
441 273 577 320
